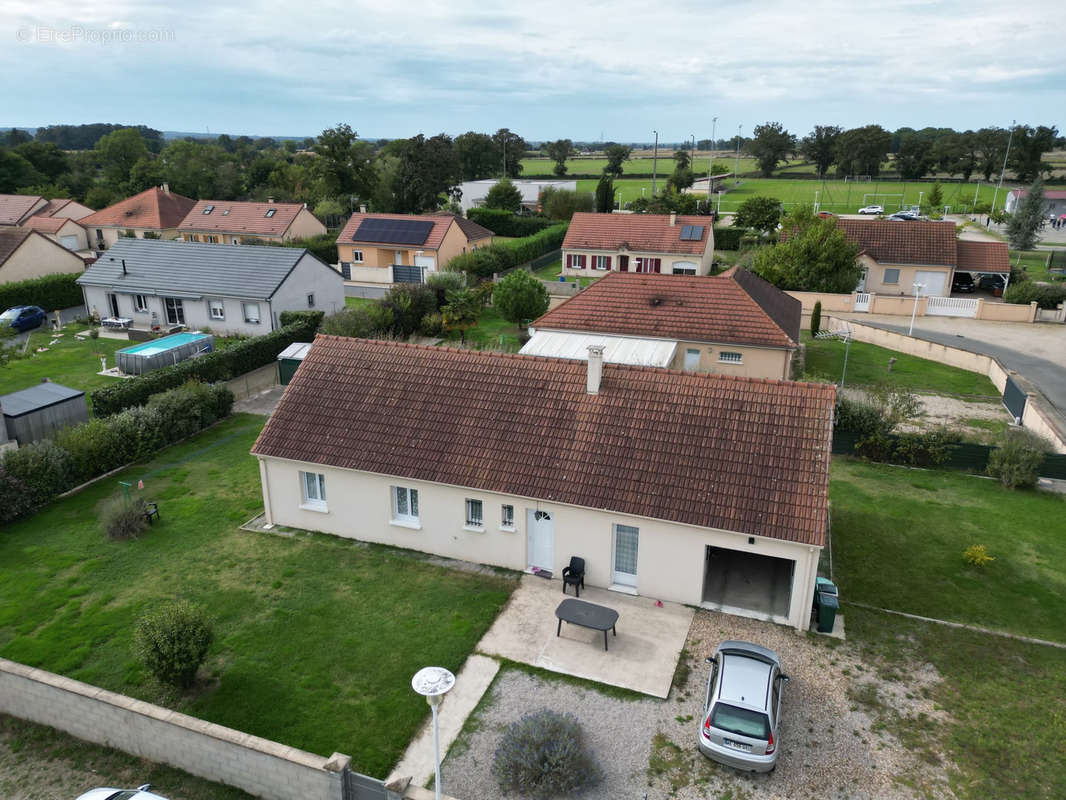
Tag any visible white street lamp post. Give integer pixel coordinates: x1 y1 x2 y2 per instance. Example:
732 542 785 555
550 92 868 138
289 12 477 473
707 116 718 200
412 667 456 800
991 120 1016 216
733 125 742 185
909 282 924 336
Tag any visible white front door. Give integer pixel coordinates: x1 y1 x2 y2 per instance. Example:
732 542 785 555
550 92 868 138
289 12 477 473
527 510 553 572
915 270 948 297
612 524 639 586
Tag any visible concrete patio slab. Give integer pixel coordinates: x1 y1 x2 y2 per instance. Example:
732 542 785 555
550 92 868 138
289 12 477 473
475 575 693 698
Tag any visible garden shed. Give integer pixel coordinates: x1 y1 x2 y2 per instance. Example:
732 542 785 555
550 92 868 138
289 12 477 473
0 380 89 445
278 342 312 385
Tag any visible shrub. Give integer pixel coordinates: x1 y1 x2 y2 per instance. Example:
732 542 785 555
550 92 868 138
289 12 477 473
891 429 959 467
419 312 443 336
0 272 83 312
133 601 214 689
380 283 437 338
2 439 73 508
1004 280 1066 309
834 395 892 439
493 270 550 324
320 304 394 339
103 497 149 540
0 467 34 524
445 224 568 280
492 710 603 799
811 301 822 336
278 309 325 329
467 208 555 237
987 429 1048 488
712 226 754 250
539 187 594 220
963 544 995 567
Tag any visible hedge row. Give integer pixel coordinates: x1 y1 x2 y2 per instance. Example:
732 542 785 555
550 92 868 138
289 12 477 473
0 382 233 524
0 272 83 312
712 226 756 250
89 311 322 416
445 224 568 279
1004 281 1066 309
466 209 556 238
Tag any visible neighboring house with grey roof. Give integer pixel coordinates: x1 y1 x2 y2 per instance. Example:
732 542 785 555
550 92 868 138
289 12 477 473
76 238 344 336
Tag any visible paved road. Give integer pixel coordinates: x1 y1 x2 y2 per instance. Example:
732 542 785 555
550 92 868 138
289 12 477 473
840 313 1066 412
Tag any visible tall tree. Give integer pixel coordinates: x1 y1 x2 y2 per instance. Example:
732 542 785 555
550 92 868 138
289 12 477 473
733 196 782 233
752 206 862 292
672 149 691 171
483 177 522 212
602 144 631 178
1009 124 1059 182
312 123 377 202
94 128 149 189
493 269 549 323
894 130 936 180
455 132 499 181
1005 179 1049 250
4 128 32 146
0 147 41 193
974 127 1009 181
834 125 892 177
595 175 614 212
383 134 460 213
13 141 69 183
749 121 795 177
492 129 526 178
800 125 842 178
545 139 574 176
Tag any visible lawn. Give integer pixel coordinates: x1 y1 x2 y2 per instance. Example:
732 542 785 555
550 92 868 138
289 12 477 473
1011 249 1066 283
831 458 1066 799
530 259 596 288
443 304 525 351
0 415 516 778
344 295 374 309
802 331 999 397
0 324 127 398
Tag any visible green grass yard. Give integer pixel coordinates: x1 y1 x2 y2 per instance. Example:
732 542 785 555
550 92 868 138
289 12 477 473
831 458 1066 799
0 415 516 777
0 324 126 398
1011 249 1066 283
802 331 999 397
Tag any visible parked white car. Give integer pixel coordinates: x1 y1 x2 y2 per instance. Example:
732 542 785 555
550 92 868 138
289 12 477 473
857 205 884 215
76 785 168 800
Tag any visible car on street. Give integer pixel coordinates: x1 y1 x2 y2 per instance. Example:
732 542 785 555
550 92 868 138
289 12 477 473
698 640 789 773
888 211 921 221
951 271 976 293
816 211 835 219
75 785 168 800
0 305 46 332
857 205 883 215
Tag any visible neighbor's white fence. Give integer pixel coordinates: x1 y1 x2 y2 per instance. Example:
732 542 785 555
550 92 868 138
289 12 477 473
925 296 979 318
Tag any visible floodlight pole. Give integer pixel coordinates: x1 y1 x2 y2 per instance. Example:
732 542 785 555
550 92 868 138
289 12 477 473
991 120 1016 216
651 131 659 195
734 125 742 185
707 117 718 200
909 282 924 336
841 335 851 388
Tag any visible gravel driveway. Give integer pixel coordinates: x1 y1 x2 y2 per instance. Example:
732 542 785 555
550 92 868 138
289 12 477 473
441 610 956 800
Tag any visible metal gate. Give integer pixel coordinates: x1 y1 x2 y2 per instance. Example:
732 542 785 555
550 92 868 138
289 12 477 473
340 262 352 280
926 296 978 317
392 264 424 283
854 292 871 312
1002 375 1027 423
342 768 388 800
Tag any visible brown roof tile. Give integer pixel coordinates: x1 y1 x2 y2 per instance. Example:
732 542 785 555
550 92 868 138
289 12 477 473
0 194 45 226
337 212 455 250
836 218 957 266
433 212 494 241
79 187 196 230
22 215 79 234
533 271 799 349
956 240 1010 272
32 198 72 217
0 227 34 266
179 200 308 236
563 212 712 255
252 336 834 545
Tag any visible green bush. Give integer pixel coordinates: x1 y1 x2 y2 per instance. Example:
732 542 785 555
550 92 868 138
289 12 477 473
467 208 555 237
891 429 959 467
0 272 83 312
963 544 995 567
1 440 73 508
811 301 822 336
834 396 891 439
278 309 325 329
446 224 568 280
419 312 443 337
380 283 437 338
133 601 214 689
493 270 549 324
712 226 755 250
1004 280 1066 309
90 317 317 416
0 467 35 524
103 497 149 540
491 710 603 799
987 429 1048 488
320 304 394 339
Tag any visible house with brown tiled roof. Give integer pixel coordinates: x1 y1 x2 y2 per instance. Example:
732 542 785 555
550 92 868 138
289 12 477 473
30 197 95 222
78 185 196 250
178 200 326 245
562 212 715 277
20 215 89 252
523 270 800 380
0 228 87 285
335 212 493 283
251 335 836 630
0 195 49 226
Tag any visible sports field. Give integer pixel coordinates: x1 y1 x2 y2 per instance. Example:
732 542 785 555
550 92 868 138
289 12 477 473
520 155 759 177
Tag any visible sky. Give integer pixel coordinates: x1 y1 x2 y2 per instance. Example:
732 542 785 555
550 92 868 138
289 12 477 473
2 0 1063 143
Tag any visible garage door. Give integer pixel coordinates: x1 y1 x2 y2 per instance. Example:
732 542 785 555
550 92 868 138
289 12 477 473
414 255 435 272
60 235 79 250
915 270 947 297
672 261 698 275
701 546 794 624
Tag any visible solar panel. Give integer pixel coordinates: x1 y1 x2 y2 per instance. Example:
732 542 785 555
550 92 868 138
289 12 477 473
679 225 705 241
354 218 434 245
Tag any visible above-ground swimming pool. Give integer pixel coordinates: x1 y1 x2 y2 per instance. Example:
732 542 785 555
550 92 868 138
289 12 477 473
116 332 215 375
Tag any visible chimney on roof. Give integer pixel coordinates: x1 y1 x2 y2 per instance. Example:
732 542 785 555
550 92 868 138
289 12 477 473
162 183 169 194
267 197 275 204
669 212 677 226
121 259 127 276
586 345 605 395
359 204 367 213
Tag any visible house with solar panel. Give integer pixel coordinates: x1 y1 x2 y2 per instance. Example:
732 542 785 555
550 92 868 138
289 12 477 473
561 212 715 277
335 212 493 284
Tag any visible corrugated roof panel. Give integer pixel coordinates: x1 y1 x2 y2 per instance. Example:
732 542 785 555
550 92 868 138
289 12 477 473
520 330 676 367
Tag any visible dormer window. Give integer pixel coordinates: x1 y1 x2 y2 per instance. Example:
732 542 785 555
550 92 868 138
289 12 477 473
265 209 276 218
222 209 230 215
203 205 215 214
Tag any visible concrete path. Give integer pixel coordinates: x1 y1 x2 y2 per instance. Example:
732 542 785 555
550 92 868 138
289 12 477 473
387 654 499 788
476 575 693 699
839 313 1066 412
233 385 285 415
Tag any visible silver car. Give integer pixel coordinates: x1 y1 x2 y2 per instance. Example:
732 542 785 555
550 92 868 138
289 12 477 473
697 640 789 773
76 785 168 800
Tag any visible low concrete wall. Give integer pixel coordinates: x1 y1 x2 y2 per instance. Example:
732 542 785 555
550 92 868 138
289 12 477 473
788 291 855 313
341 264 393 284
0 658 346 800
788 290 1038 323
225 362 279 401
979 301 1038 323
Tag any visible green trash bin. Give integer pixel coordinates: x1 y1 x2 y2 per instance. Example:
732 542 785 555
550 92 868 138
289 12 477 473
816 591 839 633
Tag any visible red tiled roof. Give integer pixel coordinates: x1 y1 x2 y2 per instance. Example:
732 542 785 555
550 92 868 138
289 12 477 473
252 336 835 546
337 213 455 250
563 212 712 255
0 194 44 226
956 240 1010 272
179 200 307 236
835 219 957 266
79 187 196 230
1010 189 1066 200
432 212 494 241
533 271 799 349
21 216 79 234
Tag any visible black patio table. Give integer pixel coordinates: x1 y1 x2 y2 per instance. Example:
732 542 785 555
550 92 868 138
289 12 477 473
555 598 619 651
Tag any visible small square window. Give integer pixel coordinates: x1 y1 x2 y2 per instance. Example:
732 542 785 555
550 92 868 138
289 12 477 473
719 351 743 364
352 250 364 263
465 499 484 529
883 268 900 284
307 293 315 308
243 302 261 324
501 504 515 530
300 471 326 510
392 486 420 525
133 294 149 313
592 255 610 270
209 299 225 320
